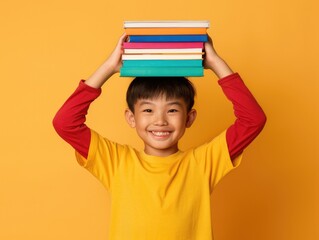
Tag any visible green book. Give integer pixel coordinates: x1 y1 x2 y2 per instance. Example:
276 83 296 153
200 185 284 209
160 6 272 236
120 67 203 77
123 60 202 67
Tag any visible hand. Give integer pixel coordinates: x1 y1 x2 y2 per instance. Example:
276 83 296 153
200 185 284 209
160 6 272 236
203 34 233 79
203 35 219 70
85 33 127 88
107 33 128 74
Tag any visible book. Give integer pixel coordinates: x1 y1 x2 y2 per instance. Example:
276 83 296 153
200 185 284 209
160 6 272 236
123 42 204 49
122 60 203 67
125 28 207 35
120 20 209 78
124 48 203 54
124 20 210 28
122 54 203 60
129 35 208 42
120 67 203 77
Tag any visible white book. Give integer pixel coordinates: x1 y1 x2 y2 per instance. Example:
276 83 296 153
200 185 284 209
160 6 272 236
122 54 203 60
124 48 203 54
124 20 210 28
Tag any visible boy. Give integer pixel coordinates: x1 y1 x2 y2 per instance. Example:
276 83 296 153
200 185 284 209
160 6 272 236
53 33 266 239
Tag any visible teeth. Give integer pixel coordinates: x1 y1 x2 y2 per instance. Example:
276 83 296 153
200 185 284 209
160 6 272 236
152 131 169 136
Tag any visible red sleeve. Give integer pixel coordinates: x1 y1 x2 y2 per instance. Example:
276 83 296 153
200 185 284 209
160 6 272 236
218 73 267 160
52 80 101 158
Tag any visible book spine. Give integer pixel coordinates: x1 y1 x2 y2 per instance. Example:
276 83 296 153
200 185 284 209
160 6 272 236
123 42 204 49
122 60 203 67
120 67 204 77
129 35 208 43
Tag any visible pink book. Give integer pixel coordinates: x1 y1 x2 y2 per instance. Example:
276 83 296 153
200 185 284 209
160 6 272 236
123 42 204 49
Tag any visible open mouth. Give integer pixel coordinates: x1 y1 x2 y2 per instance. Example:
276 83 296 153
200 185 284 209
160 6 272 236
151 131 170 137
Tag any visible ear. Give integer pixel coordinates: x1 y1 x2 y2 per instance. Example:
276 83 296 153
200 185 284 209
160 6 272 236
186 109 197 128
125 108 136 128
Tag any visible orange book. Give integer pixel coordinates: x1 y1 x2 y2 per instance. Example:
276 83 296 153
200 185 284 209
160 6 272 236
125 28 207 35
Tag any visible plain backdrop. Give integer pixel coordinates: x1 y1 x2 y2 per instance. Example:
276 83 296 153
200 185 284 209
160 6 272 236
0 0 318 239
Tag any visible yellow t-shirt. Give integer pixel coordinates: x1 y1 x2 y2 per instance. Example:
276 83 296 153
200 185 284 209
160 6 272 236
76 129 242 240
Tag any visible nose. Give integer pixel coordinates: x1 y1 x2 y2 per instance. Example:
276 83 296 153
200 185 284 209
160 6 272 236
153 112 168 126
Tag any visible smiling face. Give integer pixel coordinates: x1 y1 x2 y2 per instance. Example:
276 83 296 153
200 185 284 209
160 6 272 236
125 95 197 157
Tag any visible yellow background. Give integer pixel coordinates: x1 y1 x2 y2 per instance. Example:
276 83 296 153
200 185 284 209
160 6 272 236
1 0 318 239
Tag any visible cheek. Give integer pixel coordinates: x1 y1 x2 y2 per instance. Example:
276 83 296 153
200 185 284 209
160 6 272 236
134 116 149 128
172 115 188 128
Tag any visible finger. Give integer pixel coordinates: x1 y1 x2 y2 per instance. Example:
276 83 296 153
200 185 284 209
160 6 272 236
119 33 128 43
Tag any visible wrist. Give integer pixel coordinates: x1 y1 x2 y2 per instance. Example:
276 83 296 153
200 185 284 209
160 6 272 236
85 60 115 88
207 55 233 79
101 61 117 77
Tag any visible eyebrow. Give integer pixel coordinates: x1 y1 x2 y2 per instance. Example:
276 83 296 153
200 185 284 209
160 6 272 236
138 100 184 107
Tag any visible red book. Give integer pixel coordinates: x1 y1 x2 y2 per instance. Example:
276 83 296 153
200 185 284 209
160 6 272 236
123 42 204 49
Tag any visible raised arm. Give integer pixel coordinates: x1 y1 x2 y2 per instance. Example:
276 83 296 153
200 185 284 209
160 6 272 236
85 33 127 88
53 34 127 158
204 35 267 160
203 35 233 79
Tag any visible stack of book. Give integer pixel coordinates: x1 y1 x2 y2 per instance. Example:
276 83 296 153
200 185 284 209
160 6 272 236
120 20 210 77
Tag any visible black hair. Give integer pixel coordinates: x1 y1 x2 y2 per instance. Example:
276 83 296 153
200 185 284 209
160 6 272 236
126 77 196 113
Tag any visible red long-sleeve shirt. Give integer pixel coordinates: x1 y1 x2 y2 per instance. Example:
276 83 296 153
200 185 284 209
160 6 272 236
53 73 266 160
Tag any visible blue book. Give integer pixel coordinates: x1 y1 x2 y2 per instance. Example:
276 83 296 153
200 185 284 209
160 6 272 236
129 35 208 42
123 60 203 67
120 67 203 77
